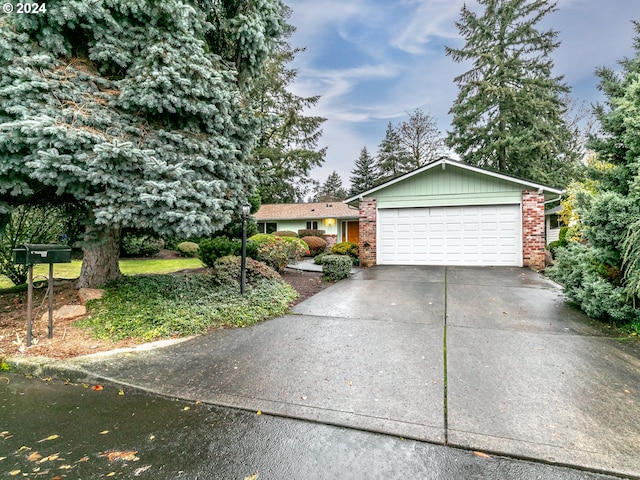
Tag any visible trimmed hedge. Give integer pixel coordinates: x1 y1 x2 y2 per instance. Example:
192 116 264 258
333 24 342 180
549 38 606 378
198 237 258 267
322 254 352 281
298 229 325 238
331 241 359 258
176 241 199 257
301 235 327 256
272 230 298 237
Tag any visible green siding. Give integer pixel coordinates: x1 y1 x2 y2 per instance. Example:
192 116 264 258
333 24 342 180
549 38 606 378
270 219 340 236
372 165 525 208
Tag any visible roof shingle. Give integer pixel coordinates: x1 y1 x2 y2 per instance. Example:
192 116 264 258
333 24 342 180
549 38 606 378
254 202 359 220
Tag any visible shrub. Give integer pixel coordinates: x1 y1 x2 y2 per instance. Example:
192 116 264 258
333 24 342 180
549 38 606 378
548 243 639 325
331 241 359 259
0 204 70 285
211 255 280 286
199 237 258 267
250 234 308 270
314 252 328 265
78 272 297 341
298 229 325 238
301 235 327 256
176 241 199 257
272 230 298 237
120 232 162 257
322 254 352 281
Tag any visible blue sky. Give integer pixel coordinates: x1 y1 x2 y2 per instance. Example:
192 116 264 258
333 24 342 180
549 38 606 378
283 0 639 191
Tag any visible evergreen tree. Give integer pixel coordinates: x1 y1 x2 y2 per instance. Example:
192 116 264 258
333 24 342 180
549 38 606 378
397 109 447 169
549 23 640 326
376 122 410 181
0 0 287 288
349 147 377 196
251 8 327 203
445 0 580 187
315 171 347 202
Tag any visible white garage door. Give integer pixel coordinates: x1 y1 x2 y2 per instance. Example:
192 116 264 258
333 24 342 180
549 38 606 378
378 205 522 266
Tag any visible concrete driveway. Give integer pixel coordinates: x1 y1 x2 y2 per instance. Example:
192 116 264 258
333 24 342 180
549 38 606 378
36 266 640 477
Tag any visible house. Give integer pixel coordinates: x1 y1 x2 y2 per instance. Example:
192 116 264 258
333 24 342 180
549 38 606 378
545 204 566 244
254 202 360 247
344 157 563 270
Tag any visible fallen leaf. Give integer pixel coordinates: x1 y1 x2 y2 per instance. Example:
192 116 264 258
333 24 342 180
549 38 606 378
256 410 262 415
100 450 139 462
472 451 492 459
106 472 116 477
27 451 42 461
59 464 73 470
38 435 59 443
244 471 259 480
100 430 109 435
39 453 60 463
348 380 353 387
75 456 89 463
624 389 631 394
16 446 31 452
0 456 6 461
134 465 152 476
182 406 190 411
118 389 125 396
148 435 155 441
8 469 20 476
92 385 104 391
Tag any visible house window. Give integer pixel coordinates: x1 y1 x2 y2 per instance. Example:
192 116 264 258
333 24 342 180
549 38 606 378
549 215 565 229
257 222 277 234
306 221 318 229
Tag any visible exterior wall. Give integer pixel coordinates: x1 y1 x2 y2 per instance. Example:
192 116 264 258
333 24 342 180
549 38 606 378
358 199 377 267
267 219 341 236
522 191 546 270
374 166 524 209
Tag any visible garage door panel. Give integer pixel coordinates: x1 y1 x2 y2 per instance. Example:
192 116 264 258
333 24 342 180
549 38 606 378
378 205 521 266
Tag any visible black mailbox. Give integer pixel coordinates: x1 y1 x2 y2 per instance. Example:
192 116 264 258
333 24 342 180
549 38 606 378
13 244 72 265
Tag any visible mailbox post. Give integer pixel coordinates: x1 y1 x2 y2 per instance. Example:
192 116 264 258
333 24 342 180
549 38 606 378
12 244 72 346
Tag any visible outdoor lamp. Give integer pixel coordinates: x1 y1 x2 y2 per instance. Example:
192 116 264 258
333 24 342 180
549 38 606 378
240 203 251 295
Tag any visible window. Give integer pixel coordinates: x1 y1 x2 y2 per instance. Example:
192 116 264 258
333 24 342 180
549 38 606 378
306 221 318 229
549 215 565 229
257 222 277 234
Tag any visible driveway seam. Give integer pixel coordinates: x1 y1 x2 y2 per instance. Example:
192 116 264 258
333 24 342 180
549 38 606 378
443 266 449 445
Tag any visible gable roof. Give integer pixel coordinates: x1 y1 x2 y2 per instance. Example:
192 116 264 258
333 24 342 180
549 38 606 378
255 202 359 221
344 157 564 205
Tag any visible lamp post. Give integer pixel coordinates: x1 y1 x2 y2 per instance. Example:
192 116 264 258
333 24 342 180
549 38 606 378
240 202 251 295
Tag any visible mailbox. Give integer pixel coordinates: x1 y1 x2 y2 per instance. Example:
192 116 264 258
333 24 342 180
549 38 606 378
13 244 72 265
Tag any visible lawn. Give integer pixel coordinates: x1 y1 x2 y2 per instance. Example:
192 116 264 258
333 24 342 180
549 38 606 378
0 257 203 290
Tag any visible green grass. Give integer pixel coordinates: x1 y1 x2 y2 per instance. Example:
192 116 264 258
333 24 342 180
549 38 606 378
76 274 297 341
0 257 203 289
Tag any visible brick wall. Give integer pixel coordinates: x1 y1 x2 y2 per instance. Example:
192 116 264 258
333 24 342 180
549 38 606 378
522 191 546 270
358 199 377 267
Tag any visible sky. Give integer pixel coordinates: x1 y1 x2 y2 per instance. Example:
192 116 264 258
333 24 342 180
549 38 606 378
282 0 639 191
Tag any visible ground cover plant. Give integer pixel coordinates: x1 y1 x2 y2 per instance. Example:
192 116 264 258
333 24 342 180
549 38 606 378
77 270 297 342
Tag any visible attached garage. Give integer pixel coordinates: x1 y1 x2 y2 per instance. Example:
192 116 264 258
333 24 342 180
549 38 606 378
345 158 563 270
378 204 521 266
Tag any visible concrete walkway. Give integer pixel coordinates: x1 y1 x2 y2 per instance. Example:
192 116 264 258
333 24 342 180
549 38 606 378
17 266 640 478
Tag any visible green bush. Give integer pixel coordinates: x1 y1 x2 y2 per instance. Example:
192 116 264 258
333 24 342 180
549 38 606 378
211 255 280 286
250 234 308 270
272 230 298 237
331 241 359 259
322 254 352 281
120 232 162 257
301 235 327 256
78 273 297 341
298 229 325 238
314 252 328 265
198 237 258 267
548 243 639 325
176 241 199 257
0 204 70 285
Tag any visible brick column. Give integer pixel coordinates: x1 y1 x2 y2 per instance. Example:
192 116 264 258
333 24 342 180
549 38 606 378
522 191 546 270
359 199 377 267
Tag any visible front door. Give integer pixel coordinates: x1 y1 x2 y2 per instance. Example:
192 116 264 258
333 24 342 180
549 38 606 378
347 221 359 244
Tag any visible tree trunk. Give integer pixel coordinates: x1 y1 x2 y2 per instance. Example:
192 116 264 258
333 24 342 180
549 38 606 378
77 223 122 289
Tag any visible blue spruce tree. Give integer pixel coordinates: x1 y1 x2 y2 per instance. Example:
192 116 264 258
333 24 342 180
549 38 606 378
0 0 287 287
